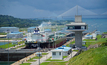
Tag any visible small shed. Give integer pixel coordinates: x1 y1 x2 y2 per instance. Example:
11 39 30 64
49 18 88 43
51 46 71 60
51 49 63 60
0 27 19 33
85 34 93 39
7 32 23 38
11 40 18 45
27 27 36 33
92 33 97 39
95 31 100 35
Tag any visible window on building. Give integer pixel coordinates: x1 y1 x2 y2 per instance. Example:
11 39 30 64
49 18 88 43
59 52 61 55
53 52 56 55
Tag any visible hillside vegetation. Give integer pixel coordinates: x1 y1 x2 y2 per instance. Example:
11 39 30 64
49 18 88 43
67 35 107 65
67 46 107 65
0 15 73 28
0 15 46 28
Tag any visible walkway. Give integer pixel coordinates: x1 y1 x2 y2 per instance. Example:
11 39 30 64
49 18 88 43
31 51 52 65
30 51 77 65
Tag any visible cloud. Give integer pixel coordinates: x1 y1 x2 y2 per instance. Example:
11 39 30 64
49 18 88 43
0 0 107 18
0 0 57 18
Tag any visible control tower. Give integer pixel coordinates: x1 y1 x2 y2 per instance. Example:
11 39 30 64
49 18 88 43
66 15 88 48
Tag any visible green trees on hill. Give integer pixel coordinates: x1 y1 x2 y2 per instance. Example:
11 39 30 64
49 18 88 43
0 15 43 28
0 15 73 28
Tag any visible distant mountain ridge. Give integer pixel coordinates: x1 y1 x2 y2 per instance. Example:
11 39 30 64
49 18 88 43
0 15 46 28
0 15 73 28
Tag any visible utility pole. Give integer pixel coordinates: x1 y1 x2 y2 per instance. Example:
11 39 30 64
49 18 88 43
7 29 9 65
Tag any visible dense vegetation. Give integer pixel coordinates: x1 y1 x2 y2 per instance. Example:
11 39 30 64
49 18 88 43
0 15 47 28
0 15 73 28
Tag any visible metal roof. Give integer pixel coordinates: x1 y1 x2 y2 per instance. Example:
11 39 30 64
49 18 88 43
9 32 23 34
1 27 18 28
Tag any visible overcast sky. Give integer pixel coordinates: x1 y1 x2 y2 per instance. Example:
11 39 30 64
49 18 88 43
0 0 107 18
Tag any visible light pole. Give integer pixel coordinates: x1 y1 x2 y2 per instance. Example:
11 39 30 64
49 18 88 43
4 39 5 49
7 29 9 65
38 42 40 65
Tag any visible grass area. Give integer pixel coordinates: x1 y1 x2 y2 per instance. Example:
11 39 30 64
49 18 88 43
0 41 24 49
0 38 13 40
66 41 75 47
42 53 48 55
82 35 103 47
46 57 63 61
97 35 102 39
0 43 16 49
0 32 7 35
27 58 36 62
63 56 68 58
20 63 31 65
40 62 67 65
34 56 42 59
73 50 79 52
18 41 24 44
46 56 67 61
83 39 95 41
67 46 107 65
0 38 22 40
19 28 27 32
27 56 42 62
15 44 25 49
103 32 107 34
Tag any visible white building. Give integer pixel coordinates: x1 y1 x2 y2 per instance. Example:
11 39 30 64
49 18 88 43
27 27 36 33
0 27 19 33
51 46 71 60
92 33 97 39
95 31 100 35
85 34 93 39
7 32 23 38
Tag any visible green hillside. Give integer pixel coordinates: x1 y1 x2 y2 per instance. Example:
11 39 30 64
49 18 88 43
67 46 107 65
0 15 45 28
0 15 73 28
67 35 107 65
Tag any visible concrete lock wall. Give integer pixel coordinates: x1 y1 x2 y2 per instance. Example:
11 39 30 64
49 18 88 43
11 52 36 65
0 53 32 61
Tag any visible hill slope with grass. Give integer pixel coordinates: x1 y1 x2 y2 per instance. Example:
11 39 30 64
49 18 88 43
67 46 107 65
67 34 107 65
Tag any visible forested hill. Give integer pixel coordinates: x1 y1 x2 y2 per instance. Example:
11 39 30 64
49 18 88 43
0 15 73 28
0 15 45 28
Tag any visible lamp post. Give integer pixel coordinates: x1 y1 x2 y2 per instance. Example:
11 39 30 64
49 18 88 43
38 42 40 65
7 29 9 65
